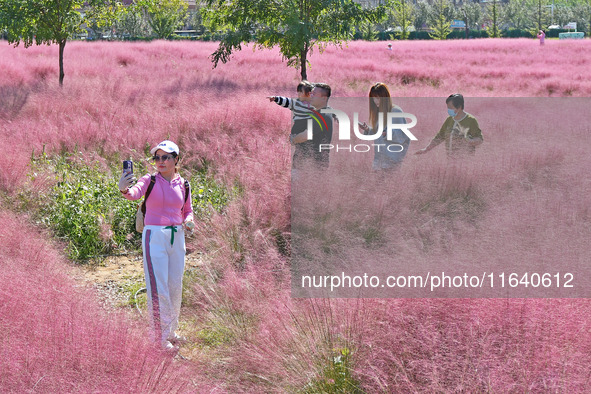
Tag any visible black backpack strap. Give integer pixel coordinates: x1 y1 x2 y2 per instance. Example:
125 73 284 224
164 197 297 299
181 179 190 216
141 175 156 215
184 180 190 204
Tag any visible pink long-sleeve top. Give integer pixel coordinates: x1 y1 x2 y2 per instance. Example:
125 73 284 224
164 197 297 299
124 173 194 226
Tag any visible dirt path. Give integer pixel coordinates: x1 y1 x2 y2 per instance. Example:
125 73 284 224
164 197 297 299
71 251 204 311
70 251 206 365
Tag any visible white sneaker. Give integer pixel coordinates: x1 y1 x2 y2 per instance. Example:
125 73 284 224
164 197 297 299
162 340 177 352
168 333 187 344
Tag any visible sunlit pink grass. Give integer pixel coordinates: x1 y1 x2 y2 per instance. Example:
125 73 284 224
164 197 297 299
0 210 207 392
1 38 591 191
2 39 591 391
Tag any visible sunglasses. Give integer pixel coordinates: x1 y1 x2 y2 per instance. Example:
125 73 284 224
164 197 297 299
152 154 174 162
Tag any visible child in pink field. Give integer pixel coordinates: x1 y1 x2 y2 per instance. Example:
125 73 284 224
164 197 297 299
268 80 314 129
118 140 194 352
537 30 545 45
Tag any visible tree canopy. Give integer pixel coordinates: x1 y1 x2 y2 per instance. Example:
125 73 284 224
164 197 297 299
0 0 85 85
429 0 452 39
202 0 384 80
137 0 188 39
390 0 414 40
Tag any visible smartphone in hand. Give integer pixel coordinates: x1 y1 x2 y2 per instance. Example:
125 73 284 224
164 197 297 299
123 160 133 175
358 122 369 134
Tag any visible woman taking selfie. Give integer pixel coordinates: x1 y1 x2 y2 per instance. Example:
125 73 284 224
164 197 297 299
118 140 194 351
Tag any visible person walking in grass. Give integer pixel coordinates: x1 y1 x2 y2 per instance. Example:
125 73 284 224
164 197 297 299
537 30 545 46
118 140 194 352
358 82 410 170
415 93 483 157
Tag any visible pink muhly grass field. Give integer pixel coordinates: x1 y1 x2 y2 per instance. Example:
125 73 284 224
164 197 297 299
0 210 204 392
1 39 590 192
2 39 591 391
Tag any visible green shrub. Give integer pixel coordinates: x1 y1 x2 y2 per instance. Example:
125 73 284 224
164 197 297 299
28 153 141 260
305 347 362 393
188 169 233 218
503 28 534 38
22 152 231 261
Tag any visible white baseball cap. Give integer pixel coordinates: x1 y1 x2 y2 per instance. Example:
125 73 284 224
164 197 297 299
150 140 179 156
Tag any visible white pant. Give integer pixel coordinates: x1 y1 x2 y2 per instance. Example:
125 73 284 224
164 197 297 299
142 225 186 344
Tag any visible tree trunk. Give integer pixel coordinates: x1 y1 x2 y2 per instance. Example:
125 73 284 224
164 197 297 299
402 0 408 40
492 0 498 37
538 0 542 31
465 18 469 38
59 40 66 87
300 47 307 81
299 0 308 81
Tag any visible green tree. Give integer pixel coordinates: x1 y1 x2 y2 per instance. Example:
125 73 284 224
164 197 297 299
458 2 482 33
189 1 207 35
554 3 575 26
564 0 591 33
504 0 529 29
429 0 452 40
553 0 591 32
138 0 188 39
0 0 85 86
571 1 591 33
356 20 379 41
585 0 591 33
526 0 550 32
413 1 430 31
118 2 150 38
486 0 503 37
202 0 382 80
536 0 547 30
390 0 414 40
86 0 128 39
